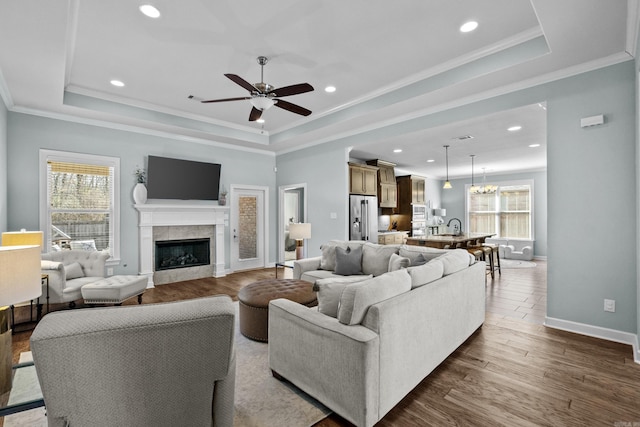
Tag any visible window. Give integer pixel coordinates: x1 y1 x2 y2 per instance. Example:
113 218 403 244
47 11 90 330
467 181 532 240
40 150 120 262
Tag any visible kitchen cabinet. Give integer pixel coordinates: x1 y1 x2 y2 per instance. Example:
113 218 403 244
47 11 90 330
366 159 397 208
396 175 427 214
349 163 378 196
377 232 407 245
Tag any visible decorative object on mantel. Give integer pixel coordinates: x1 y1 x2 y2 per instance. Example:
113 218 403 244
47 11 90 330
219 187 227 206
133 166 147 204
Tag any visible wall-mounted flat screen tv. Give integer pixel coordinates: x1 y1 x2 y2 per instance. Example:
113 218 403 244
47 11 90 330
146 155 221 201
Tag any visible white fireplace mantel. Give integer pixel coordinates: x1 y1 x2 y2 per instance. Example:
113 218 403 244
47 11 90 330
135 203 229 287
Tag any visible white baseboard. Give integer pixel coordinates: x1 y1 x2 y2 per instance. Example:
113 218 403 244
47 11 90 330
545 317 640 364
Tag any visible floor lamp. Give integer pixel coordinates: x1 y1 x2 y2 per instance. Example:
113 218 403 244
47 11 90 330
288 223 311 260
0 245 42 393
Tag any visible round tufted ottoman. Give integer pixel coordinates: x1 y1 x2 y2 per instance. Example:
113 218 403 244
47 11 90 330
238 279 317 342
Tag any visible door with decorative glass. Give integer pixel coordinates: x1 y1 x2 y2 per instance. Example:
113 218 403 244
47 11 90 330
230 185 268 271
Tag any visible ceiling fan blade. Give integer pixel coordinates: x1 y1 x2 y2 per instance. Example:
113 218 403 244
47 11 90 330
268 83 314 97
274 99 312 116
225 74 259 93
249 107 263 121
201 96 251 103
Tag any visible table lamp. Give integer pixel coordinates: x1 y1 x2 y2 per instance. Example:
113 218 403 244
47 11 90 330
1 230 44 252
288 223 311 260
0 245 42 393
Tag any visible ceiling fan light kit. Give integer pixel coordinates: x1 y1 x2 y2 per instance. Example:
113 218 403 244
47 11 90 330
201 56 314 122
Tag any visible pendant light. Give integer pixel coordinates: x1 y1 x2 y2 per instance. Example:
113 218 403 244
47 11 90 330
469 155 479 193
443 145 452 189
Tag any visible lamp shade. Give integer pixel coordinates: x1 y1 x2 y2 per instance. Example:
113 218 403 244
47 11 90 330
289 223 311 240
1 230 44 252
0 245 42 307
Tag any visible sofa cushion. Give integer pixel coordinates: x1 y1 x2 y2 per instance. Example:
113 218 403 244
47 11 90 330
320 241 364 271
362 243 400 277
388 253 410 272
64 262 84 280
335 246 363 276
314 275 373 317
407 259 444 288
337 269 411 325
437 249 474 275
399 245 446 266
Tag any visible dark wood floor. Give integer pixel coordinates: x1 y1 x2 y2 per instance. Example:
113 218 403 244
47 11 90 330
7 260 640 426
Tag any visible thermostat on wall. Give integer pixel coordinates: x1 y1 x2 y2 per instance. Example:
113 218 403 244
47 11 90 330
580 114 604 128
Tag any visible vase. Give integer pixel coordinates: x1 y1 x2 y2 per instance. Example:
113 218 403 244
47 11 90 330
133 183 147 204
219 195 227 206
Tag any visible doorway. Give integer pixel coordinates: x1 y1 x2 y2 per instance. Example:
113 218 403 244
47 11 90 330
230 185 268 271
278 184 307 262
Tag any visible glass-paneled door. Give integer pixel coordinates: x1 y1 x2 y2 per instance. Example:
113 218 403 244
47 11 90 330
230 185 267 271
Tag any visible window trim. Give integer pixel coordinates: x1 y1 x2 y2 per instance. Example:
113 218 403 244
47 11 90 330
39 149 121 264
465 179 534 240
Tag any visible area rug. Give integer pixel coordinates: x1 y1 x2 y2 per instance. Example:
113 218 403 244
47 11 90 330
3 302 331 427
500 259 537 269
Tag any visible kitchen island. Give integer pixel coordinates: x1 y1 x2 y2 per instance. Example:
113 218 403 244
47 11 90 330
406 233 495 249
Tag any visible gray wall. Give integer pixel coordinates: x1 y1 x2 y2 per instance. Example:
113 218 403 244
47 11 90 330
276 61 637 337
0 101 6 233
6 112 277 273
440 170 547 257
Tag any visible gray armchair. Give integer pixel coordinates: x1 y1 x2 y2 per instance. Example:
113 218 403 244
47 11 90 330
40 250 110 307
30 295 236 427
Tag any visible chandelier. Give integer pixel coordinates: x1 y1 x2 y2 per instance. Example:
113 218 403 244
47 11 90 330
470 159 497 195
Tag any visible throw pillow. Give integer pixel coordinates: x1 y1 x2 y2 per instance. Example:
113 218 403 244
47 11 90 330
335 246 363 275
64 262 84 280
319 241 364 271
361 243 400 276
410 253 428 266
399 246 445 265
337 269 411 325
438 249 473 275
315 275 373 317
388 253 410 271
70 240 97 251
407 259 444 288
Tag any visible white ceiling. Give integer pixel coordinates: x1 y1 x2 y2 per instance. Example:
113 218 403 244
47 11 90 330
0 0 636 179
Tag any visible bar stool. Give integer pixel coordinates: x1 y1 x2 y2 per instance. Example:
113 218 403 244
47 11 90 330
482 243 501 278
466 247 484 262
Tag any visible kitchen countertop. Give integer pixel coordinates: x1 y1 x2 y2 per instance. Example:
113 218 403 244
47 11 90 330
406 233 495 248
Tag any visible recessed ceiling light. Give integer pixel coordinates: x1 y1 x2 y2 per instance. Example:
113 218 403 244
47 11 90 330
256 119 265 124
508 125 522 132
139 4 161 18
393 149 402 153
325 86 336 93
529 144 540 148
427 159 435 163
110 80 125 87
460 21 478 33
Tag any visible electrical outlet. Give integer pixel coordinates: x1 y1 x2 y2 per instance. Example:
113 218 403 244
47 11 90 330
107 267 114 276
604 299 615 313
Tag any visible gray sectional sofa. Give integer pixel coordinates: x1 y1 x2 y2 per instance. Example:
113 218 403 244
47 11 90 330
268 241 486 427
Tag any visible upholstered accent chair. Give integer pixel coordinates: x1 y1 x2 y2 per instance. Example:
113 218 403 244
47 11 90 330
40 250 110 307
30 295 236 427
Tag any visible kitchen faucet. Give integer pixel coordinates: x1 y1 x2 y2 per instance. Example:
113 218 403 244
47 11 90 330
447 218 462 235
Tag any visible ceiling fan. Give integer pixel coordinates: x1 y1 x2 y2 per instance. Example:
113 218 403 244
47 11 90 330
200 56 314 121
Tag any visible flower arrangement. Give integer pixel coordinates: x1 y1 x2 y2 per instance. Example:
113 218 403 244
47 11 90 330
134 166 146 184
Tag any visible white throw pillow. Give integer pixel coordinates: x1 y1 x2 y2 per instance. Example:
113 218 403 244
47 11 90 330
64 262 84 280
438 249 473 275
388 253 410 272
361 243 400 276
337 269 411 325
407 259 444 288
70 240 97 251
315 275 373 317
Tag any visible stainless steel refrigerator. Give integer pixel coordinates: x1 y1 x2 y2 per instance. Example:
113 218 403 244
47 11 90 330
349 195 378 242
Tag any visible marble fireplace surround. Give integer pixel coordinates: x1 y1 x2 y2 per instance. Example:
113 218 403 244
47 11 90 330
135 203 228 287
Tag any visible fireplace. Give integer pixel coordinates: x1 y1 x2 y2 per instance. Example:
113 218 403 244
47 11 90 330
155 238 210 271
135 203 228 287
